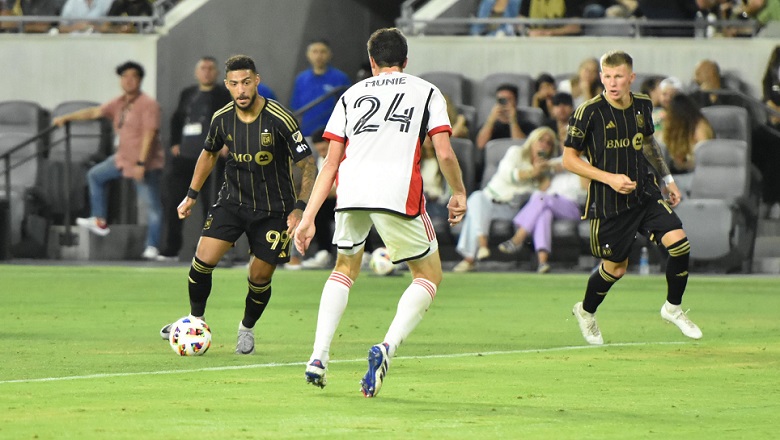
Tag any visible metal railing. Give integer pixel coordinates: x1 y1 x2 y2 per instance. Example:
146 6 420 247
395 16 761 38
0 0 176 34
292 85 350 121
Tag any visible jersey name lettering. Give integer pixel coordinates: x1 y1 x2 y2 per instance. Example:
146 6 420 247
364 77 407 87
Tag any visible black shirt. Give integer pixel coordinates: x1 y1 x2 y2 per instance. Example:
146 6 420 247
171 85 232 159
205 99 312 215
565 92 657 219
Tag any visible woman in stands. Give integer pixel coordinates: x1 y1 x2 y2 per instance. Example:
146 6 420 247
558 57 604 108
453 126 559 272
663 94 714 175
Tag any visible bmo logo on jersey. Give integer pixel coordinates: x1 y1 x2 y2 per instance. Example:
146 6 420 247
232 151 274 166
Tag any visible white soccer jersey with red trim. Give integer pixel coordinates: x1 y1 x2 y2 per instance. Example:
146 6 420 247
323 71 452 217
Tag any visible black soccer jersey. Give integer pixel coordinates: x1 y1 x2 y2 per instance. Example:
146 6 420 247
565 93 657 219
205 99 312 215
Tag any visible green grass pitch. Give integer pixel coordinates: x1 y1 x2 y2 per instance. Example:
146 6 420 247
1 264 778 439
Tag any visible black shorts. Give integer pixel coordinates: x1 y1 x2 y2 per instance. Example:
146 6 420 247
202 204 292 264
588 197 683 262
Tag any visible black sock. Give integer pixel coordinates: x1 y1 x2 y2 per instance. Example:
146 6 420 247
188 256 215 317
242 279 272 329
665 238 691 306
583 264 619 313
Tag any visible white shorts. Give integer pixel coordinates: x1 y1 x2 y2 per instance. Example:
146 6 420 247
333 210 438 263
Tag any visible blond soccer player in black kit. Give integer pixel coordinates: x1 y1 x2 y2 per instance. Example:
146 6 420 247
562 50 702 345
160 55 318 354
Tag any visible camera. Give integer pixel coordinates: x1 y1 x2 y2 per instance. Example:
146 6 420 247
537 150 550 159
497 97 508 105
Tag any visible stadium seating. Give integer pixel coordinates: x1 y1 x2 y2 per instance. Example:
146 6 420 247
701 105 751 145
420 71 472 106
673 139 758 272
44 101 110 220
0 100 49 154
516 106 545 128
0 132 45 255
450 137 477 194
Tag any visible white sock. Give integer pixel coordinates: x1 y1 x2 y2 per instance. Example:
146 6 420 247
310 271 353 365
383 278 437 358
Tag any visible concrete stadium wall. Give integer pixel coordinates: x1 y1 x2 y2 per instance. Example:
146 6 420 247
404 36 778 100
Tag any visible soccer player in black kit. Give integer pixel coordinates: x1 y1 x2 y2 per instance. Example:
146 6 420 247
561 50 702 345
161 55 318 354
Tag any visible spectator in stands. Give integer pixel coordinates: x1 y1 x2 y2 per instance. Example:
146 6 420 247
518 0 582 37
2 0 63 33
544 92 575 145
157 56 232 262
763 44 780 128
476 84 535 150
640 75 664 129
558 57 604 108
531 73 557 118
636 0 700 37
498 167 587 273
689 59 741 107
655 76 682 138
446 93 470 140
663 94 714 175
290 39 351 137
453 127 559 272
470 0 522 36
52 61 164 260
757 44 780 219
100 0 152 33
58 0 113 34
719 0 780 37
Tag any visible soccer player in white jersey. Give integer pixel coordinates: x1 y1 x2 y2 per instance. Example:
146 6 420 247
294 27 468 398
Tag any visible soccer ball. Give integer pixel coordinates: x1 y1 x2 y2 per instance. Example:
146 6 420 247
169 316 211 356
369 247 395 276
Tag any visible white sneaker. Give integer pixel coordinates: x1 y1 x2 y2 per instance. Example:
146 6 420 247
572 302 604 345
301 250 331 269
142 246 159 260
452 260 475 272
661 302 702 339
76 216 110 236
476 246 490 261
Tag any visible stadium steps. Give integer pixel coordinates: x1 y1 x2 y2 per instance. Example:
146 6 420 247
46 224 147 261
752 215 780 274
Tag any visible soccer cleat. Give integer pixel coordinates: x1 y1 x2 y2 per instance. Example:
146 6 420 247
160 323 172 340
76 216 110 236
235 326 255 354
360 343 390 398
661 302 703 339
572 302 604 345
305 359 327 389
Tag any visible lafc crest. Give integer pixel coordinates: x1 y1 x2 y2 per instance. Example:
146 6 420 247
635 113 644 129
261 132 272 146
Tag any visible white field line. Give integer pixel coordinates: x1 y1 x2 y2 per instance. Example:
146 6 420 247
0 341 686 385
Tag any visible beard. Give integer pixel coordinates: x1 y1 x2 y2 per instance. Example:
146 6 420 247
234 93 257 110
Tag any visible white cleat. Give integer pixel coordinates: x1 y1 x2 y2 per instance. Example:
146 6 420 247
572 302 604 345
661 302 702 339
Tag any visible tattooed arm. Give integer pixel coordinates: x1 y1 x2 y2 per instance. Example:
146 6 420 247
286 155 318 234
642 134 682 207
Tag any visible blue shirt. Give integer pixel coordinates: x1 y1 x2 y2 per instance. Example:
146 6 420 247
257 83 278 101
290 66 351 136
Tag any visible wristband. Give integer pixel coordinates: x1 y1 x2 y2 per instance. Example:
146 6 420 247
187 187 199 200
663 175 675 185
294 200 307 211
136 161 144 166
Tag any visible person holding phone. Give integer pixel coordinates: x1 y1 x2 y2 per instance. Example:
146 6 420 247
475 84 537 150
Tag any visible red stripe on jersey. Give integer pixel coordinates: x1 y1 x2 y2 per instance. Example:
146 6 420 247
404 137 424 216
413 278 437 300
328 271 353 288
323 131 345 143
427 125 452 137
